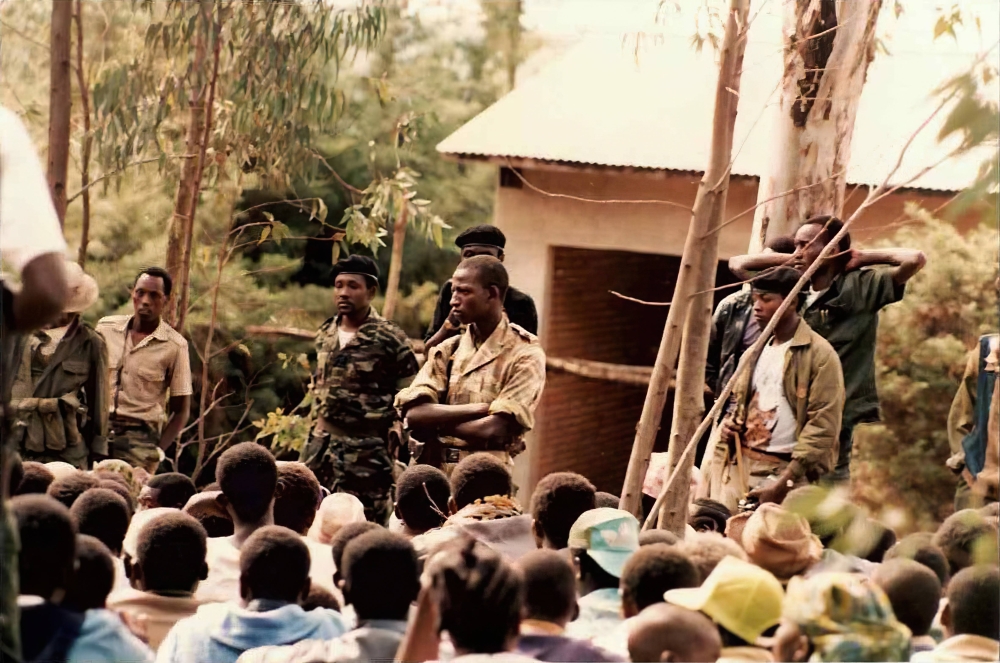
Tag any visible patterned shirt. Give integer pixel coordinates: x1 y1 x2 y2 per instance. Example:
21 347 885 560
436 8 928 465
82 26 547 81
396 314 546 456
313 308 418 433
97 315 192 425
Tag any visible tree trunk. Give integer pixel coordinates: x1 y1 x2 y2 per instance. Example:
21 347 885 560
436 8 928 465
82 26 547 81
750 0 881 248
47 0 73 227
176 6 223 335
620 0 750 519
73 0 92 267
382 205 408 320
165 4 209 326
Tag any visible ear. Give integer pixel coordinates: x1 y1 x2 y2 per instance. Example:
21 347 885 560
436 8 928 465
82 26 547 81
531 519 544 549
239 573 250 602
659 652 676 662
448 497 457 516
488 285 502 301
216 493 229 512
394 503 402 521
199 561 209 582
298 577 312 605
941 602 953 636
622 596 639 619
571 600 580 622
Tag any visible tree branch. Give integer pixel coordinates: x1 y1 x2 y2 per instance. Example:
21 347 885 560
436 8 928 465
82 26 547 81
66 155 194 203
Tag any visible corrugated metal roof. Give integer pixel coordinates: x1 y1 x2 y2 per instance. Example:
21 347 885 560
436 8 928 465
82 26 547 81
437 30 997 192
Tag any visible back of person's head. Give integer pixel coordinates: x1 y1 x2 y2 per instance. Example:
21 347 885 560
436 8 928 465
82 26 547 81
46 472 99 509
640 529 680 547
15 462 54 495
946 565 1000 640
11 494 77 600
530 472 596 549
517 549 577 626
342 530 418 621
135 511 208 594
689 498 732 534
216 442 278 523
620 544 700 617
872 558 942 637
274 463 321 535
395 464 451 533
678 531 748 581
594 492 620 509
330 521 381 584
240 525 310 604
431 538 523 654
628 603 722 663
302 585 340 612
70 488 130 555
885 532 950 587
99 480 135 515
63 535 115 612
144 473 196 510
450 453 512 510
933 509 999 576
861 519 897 563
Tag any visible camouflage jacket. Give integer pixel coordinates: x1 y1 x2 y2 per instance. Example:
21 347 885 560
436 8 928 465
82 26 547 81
312 308 418 435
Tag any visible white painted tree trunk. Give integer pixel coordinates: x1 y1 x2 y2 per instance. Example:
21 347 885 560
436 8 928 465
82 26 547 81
750 0 882 250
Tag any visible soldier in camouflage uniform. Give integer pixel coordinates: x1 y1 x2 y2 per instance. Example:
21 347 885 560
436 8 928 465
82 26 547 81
299 255 419 525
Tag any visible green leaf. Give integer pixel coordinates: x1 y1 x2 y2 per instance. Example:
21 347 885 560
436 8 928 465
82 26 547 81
331 241 341 263
263 211 275 222
237 343 251 357
258 226 271 244
317 198 329 223
271 220 290 242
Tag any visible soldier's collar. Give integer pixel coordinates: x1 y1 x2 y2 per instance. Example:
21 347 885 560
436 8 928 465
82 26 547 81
335 306 381 328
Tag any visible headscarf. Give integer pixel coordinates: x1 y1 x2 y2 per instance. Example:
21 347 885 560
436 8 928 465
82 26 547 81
307 493 367 544
783 572 911 662
93 459 140 498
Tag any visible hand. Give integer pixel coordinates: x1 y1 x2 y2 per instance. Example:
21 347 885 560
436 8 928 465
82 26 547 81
843 248 864 272
445 310 461 330
719 418 740 444
746 479 790 506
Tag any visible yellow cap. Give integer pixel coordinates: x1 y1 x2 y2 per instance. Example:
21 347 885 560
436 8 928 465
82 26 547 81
664 556 784 644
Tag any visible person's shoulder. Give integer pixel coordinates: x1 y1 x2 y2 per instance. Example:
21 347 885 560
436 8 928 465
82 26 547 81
364 316 412 346
157 322 190 350
96 314 129 330
802 321 840 360
73 608 154 662
507 322 539 345
317 317 336 335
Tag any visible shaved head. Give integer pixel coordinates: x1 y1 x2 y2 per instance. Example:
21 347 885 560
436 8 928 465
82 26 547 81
628 603 722 663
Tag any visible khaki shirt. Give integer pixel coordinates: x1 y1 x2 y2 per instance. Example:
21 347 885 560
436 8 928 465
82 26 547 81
97 315 193 425
395 314 546 456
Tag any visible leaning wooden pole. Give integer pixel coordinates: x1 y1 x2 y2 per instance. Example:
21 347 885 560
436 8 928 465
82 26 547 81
47 0 73 226
619 0 750 518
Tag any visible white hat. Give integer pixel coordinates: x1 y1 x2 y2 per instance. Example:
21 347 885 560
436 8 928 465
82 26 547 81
62 261 99 313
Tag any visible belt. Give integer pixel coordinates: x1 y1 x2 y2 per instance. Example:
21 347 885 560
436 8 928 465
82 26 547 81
109 415 151 430
315 417 384 438
740 445 792 464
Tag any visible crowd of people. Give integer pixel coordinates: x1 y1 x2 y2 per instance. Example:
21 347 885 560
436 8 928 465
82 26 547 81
4 447 999 662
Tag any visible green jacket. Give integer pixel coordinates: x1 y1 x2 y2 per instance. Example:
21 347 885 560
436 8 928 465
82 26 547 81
9 319 109 466
731 318 845 481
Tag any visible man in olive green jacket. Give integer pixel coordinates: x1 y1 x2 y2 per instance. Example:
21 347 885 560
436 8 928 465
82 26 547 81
706 267 844 511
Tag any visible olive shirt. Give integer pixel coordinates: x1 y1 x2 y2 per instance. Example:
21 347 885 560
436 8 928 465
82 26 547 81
801 267 904 428
396 314 546 457
96 316 193 425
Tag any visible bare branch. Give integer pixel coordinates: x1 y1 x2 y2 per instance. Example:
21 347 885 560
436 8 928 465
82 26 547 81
67 155 195 203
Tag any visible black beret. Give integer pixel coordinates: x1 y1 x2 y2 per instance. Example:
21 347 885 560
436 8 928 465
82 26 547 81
455 224 506 250
332 255 379 282
751 266 801 297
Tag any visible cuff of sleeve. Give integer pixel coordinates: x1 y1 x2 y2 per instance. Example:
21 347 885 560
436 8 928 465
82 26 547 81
91 436 108 457
394 385 439 410
489 399 533 431
171 388 194 397
786 458 808 482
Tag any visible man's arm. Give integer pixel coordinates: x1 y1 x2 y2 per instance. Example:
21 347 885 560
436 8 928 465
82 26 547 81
450 414 520 450
159 394 191 450
10 254 67 332
947 349 978 468
424 314 460 352
404 401 490 430
727 253 788 282
844 248 927 285
424 281 455 343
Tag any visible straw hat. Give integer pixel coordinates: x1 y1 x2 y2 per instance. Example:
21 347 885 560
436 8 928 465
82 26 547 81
63 261 99 313
740 503 823 582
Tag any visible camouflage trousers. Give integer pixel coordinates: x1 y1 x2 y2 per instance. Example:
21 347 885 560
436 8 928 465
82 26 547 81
301 431 394 526
109 423 161 474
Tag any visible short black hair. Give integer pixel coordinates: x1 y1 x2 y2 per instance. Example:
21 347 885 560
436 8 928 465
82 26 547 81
9 453 24 495
862 520 897 563
136 512 208 594
451 453 512 510
330 521 381 584
455 255 509 300
932 509 998 576
134 266 173 297
240 525 310 603
396 465 451 533
765 235 796 254
518 549 576 624
801 215 852 254
639 529 679 547
15 462 54 495
146 473 197 510
689 498 731 534
198 514 234 538
434 538 523 654
621 544 700 613
872 559 942 637
47 472 99 509
455 224 506 250
885 532 950 586
947 565 1000 639
530 472 596 549
98 480 135 517
11 495 77 598
216 442 277 522
70 488 130 555
751 266 802 299
274 464 321 535
342 530 419 621
64 535 115 612
302 585 341 612
594 492 620 509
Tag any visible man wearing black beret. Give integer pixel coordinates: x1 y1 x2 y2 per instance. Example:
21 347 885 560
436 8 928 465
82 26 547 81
424 224 538 350
299 255 419 524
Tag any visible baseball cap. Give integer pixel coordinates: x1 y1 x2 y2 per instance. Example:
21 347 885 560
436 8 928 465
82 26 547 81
567 508 640 578
664 555 784 645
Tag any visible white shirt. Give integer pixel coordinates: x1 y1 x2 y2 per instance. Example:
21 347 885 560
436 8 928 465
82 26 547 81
747 339 797 454
337 328 356 348
0 106 67 274
804 286 829 310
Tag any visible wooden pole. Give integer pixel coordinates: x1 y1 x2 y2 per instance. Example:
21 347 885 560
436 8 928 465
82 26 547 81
619 0 751 518
47 0 74 226
73 0 92 265
382 204 408 320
